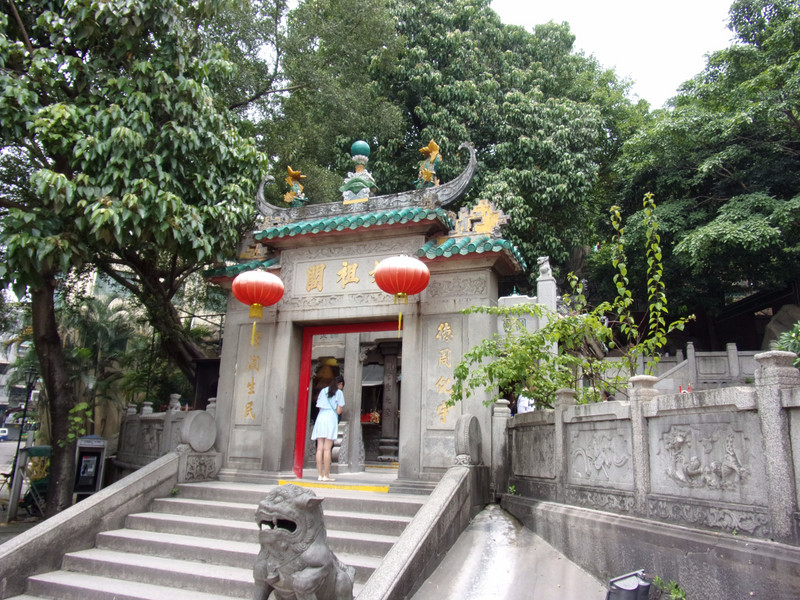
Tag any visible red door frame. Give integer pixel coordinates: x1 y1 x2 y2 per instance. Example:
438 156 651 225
293 321 399 478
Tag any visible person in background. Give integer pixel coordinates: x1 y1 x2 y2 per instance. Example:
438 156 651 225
603 390 616 402
311 375 345 482
516 387 535 414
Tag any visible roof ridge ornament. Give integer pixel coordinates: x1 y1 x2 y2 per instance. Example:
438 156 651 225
255 142 477 228
450 198 509 238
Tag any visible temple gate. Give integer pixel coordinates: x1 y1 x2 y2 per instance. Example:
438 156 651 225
208 142 538 487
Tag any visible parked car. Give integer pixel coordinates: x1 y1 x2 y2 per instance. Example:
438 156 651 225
0 428 8 441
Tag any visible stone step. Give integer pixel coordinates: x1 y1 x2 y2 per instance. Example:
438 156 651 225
11 479 423 600
95 528 381 583
60 548 252 597
125 511 399 557
150 497 413 535
176 481 425 517
95 529 257 570
26 571 239 600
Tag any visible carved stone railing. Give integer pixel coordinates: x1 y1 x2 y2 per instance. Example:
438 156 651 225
114 397 221 482
506 351 800 544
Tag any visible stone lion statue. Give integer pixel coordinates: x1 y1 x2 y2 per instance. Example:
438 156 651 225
253 484 355 600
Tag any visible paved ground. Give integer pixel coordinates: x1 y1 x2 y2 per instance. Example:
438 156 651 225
412 504 609 600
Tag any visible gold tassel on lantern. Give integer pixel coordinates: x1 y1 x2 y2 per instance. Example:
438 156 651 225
249 303 263 346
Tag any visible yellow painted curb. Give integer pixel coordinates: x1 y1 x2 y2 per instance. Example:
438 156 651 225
365 463 399 469
278 480 389 493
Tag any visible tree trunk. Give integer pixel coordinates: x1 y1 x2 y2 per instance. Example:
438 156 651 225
31 277 78 517
142 294 206 383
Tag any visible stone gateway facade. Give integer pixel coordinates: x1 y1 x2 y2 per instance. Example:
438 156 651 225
207 143 534 487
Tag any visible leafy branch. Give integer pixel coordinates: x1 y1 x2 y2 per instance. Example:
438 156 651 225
449 195 694 407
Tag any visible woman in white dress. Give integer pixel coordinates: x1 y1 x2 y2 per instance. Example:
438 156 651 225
311 375 345 481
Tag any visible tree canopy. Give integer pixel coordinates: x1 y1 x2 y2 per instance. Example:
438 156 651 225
0 0 268 513
264 0 647 276
604 0 800 317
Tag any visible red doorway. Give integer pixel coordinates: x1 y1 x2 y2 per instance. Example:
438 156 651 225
293 321 399 477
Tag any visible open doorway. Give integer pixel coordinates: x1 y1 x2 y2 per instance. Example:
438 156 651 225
292 321 399 477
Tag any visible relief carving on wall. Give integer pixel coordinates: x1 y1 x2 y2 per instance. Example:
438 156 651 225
142 424 162 456
185 454 220 482
427 275 488 298
570 432 630 483
565 487 635 513
647 497 770 536
660 426 749 491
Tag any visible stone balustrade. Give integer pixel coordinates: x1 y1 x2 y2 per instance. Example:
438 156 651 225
114 397 221 483
504 351 800 544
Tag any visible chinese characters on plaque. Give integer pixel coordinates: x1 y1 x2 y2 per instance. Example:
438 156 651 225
301 259 382 294
237 326 265 424
434 321 455 424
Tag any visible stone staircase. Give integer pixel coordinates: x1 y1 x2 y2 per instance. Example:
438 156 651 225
8 479 427 600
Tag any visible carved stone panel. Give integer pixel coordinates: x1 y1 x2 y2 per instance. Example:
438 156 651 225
426 273 489 299
279 239 421 310
647 495 770 537
649 412 765 505
233 322 274 427
565 486 635 514
512 425 554 479
422 315 463 430
566 421 633 490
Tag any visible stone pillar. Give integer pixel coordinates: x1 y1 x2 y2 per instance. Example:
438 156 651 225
754 351 800 542
537 257 558 356
686 342 697 387
536 256 557 313
727 343 740 378
491 399 512 498
205 397 217 418
342 333 365 472
554 388 576 503
379 342 401 462
629 375 658 515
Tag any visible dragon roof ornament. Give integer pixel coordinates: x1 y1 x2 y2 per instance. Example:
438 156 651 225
256 142 477 228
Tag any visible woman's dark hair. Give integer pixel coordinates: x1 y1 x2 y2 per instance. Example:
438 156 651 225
326 375 345 397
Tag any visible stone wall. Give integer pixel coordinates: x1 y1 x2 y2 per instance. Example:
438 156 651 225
500 351 800 598
504 351 799 542
113 399 221 483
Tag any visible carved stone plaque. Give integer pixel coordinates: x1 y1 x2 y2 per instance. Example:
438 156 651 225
566 421 634 490
649 412 765 505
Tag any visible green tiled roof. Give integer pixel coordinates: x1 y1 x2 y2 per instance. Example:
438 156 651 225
416 235 527 270
254 207 453 241
205 257 279 279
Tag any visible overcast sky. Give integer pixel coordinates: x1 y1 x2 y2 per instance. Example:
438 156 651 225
490 0 735 108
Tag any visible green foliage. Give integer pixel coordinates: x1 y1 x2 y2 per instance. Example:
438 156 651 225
266 0 645 277
606 195 694 375
450 197 692 405
606 0 800 317
777 320 800 367
652 575 687 600
63 402 93 446
0 0 268 382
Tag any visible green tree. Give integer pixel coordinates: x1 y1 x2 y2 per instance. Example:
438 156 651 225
268 0 645 276
450 197 692 406
607 0 800 320
0 0 267 514
259 0 405 205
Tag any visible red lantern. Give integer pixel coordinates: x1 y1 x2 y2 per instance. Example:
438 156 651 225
232 271 284 345
374 255 430 334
